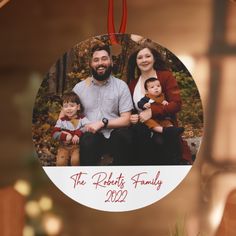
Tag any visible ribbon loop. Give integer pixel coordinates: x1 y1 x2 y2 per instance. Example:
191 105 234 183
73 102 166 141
107 0 127 45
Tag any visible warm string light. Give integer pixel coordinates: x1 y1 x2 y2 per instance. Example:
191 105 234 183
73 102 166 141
39 196 53 211
42 213 63 235
25 201 41 218
23 225 35 236
14 179 31 196
24 194 53 218
14 179 62 235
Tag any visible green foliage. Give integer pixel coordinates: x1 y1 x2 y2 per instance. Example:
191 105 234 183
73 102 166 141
170 218 205 236
170 219 186 236
174 71 203 136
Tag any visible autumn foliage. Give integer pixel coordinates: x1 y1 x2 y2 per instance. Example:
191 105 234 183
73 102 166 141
32 34 203 166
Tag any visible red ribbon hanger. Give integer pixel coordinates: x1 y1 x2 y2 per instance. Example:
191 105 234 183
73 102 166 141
107 0 127 45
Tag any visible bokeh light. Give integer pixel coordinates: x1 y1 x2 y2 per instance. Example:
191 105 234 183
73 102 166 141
14 179 31 196
38 195 53 211
42 213 63 235
25 201 41 218
23 225 35 236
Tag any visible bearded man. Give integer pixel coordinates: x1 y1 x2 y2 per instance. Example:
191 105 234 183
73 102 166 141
73 44 134 165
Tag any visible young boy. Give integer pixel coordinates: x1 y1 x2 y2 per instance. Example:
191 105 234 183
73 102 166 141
138 77 184 137
52 92 90 166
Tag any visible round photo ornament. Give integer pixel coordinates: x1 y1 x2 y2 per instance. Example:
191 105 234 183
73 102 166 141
32 0 203 212
32 33 203 212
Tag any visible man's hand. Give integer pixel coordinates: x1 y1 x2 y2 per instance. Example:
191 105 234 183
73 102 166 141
130 114 139 124
139 108 152 123
85 121 104 133
72 135 80 144
59 110 65 119
143 103 151 109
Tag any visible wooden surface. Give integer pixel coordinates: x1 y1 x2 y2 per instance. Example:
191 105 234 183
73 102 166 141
216 190 236 236
0 187 25 236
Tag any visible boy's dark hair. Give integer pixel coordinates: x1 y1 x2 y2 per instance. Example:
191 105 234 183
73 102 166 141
61 92 83 112
144 77 160 90
61 92 80 104
90 44 111 58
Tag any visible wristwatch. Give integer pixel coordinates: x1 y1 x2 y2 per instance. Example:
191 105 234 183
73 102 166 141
102 118 109 128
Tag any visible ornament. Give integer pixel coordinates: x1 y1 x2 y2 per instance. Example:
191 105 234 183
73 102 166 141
32 1 203 212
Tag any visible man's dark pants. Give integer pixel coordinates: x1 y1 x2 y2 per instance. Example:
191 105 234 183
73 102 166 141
79 128 134 166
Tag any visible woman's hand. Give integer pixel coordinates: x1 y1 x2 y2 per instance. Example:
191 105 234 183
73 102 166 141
162 100 169 106
139 109 152 123
130 114 139 124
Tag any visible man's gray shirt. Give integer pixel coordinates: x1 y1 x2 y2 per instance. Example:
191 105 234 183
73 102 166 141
73 75 133 138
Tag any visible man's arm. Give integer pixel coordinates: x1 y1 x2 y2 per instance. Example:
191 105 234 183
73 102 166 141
86 111 131 133
106 111 131 128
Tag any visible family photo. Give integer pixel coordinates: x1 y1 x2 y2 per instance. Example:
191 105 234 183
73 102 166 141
32 34 203 166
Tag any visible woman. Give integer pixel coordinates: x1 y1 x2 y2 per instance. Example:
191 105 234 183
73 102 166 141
127 42 192 165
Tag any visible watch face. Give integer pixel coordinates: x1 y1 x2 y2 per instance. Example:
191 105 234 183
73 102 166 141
32 33 203 212
102 118 108 125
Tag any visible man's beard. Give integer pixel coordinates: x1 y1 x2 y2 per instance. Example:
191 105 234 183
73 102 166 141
91 65 112 81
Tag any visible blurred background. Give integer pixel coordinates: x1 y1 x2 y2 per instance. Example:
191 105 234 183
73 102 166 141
0 0 236 235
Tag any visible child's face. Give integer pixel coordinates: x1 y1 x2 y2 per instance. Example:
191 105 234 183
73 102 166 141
146 80 162 96
62 102 80 118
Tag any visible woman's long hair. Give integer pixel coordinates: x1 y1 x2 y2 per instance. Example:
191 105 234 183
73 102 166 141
127 42 168 84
